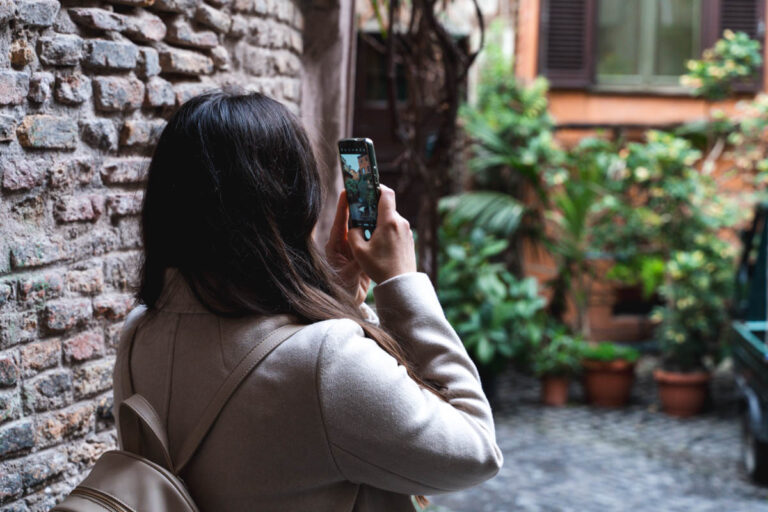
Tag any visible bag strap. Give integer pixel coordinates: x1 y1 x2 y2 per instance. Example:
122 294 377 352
119 394 175 471
173 323 306 473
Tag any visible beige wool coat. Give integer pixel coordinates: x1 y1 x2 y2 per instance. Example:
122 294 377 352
113 268 503 511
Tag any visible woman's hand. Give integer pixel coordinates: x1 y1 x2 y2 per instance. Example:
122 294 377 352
347 184 417 284
326 190 372 304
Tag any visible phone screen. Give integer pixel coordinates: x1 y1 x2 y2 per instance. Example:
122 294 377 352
338 138 380 241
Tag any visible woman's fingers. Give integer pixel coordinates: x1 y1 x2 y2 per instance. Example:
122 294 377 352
346 185 416 283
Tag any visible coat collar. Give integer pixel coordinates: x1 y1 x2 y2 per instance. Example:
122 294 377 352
155 268 212 313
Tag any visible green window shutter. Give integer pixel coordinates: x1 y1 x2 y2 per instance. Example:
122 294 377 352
539 0 597 88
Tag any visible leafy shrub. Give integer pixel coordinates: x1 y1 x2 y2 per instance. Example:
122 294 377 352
530 326 585 378
437 220 546 373
681 30 763 101
581 342 640 364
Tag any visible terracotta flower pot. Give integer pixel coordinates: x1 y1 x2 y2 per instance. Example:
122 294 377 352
582 359 636 408
541 376 569 406
654 369 711 418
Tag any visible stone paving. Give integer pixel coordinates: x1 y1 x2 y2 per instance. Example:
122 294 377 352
427 358 768 512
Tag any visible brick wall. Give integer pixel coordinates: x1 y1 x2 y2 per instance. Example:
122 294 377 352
0 0 304 508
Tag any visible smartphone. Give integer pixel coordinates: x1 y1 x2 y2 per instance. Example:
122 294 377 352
337 138 381 241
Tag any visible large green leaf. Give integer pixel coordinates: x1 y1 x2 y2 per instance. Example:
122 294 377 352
440 192 524 237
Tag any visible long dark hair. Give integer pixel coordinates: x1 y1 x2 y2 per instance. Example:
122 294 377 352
138 91 444 504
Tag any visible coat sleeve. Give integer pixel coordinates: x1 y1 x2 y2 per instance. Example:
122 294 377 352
316 272 503 495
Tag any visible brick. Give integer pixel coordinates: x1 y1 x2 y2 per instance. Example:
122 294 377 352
0 313 38 348
282 78 300 102
74 359 114 398
16 115 78 150
27 72 53 103
119 217 142 249
166 16 218 49
231 0 251 12
106 0 154 6
95 394 113 423
83 39 138 71
53 196 102 224
16 0 59 27
246 18 268 47
53 6 77 33
0 115 14 142
104 252 141 291
0 390 20 425
2 159 45 192
100 158 149 185
122 9 166 42
89 228 120 257
242 45 268 75
0 470 22 503
152 0 199 14
106 193 143 218
0 420 34 457
272 51 301 77
43 299 91 333
0 283 12 306
66 268 104 296
62 330 104 362
11 239 67 269
158 46 214 75
276 0 292 22
54 73 91 105
0 71 29 105
67 431 114 468
17 272 64 304
20 449 67 488
80 118 118 152
145 76 175 107
229 15 247 37
92 76 144 111
20 339 60 376
23 370 72 412
93 294 134 321
252 0 267 15
195 4 231 33
289 29 302 54
0 356 17 388
10 39 35 68
0 0 15 25
36 403 94 448
120 119 166 146
173 81 215 105
68 7 124 31
137 47 160 78
210 46 230 71
38 35 83 66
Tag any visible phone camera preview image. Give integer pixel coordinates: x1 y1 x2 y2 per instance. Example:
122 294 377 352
338 139 379 241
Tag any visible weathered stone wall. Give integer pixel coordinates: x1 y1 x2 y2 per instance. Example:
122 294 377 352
0 0 303 508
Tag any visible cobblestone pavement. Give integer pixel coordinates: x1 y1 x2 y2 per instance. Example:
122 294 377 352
427 358 768 512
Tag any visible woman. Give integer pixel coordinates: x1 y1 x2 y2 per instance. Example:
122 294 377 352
113 90 503 511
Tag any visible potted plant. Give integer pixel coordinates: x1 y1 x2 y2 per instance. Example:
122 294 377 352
651 239 736 417
437 221 547 402
581 341 640 407
530 326 584 406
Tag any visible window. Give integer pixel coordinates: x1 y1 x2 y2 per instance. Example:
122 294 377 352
539 0 764 92
596 0 701 88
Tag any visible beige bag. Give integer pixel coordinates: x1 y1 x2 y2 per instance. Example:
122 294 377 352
52 323 305 512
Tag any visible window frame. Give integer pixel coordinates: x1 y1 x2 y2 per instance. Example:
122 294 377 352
538 0 765 95
594 0 702 93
